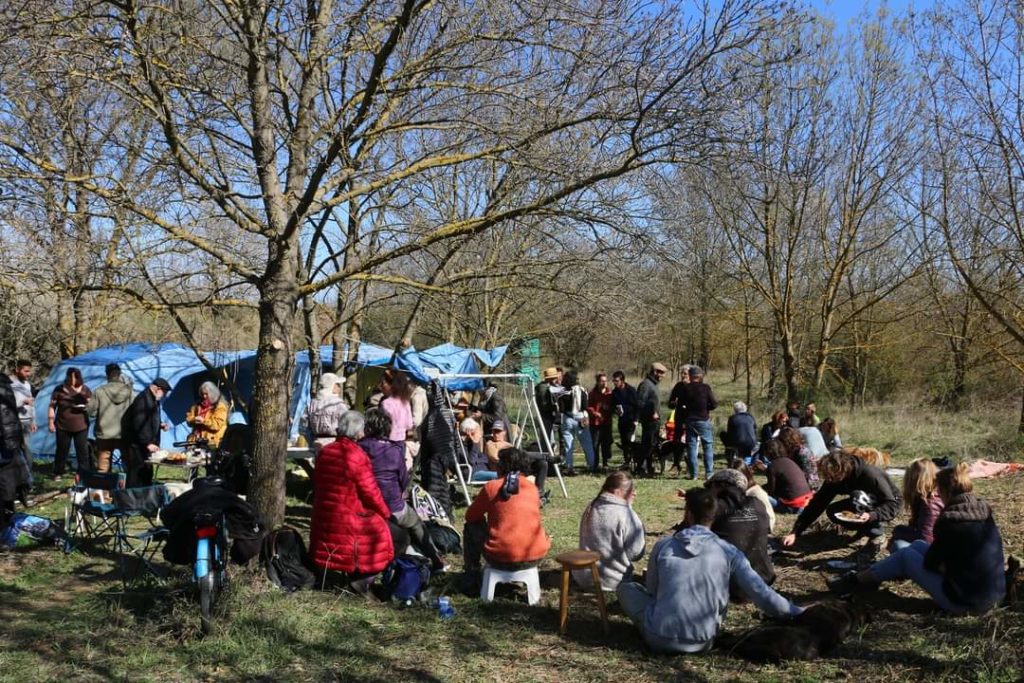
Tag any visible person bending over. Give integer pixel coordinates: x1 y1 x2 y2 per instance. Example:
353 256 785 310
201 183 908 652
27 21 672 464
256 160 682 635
828 463 1005 615
462 447 551 590
782 450 901 557
616 488 802 654
574 471 645 591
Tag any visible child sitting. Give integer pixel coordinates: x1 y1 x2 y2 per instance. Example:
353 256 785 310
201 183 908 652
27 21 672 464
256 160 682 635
890 458 944 551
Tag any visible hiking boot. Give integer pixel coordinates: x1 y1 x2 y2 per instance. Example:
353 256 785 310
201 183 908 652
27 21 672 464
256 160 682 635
459 570 482 596
667 465 680 478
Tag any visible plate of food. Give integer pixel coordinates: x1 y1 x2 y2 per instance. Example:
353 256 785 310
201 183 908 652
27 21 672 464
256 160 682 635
163 452 189 464
833 510 864 523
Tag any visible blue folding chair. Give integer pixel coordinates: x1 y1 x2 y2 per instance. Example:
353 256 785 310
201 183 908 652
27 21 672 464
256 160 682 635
112 485 171 589
63 472 125 545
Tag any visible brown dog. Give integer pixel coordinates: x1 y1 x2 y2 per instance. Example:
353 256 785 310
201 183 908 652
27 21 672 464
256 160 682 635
717 600 869 662
846 446 891 468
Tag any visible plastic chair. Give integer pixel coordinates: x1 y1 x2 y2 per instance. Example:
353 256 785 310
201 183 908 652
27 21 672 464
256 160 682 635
480 564 541 605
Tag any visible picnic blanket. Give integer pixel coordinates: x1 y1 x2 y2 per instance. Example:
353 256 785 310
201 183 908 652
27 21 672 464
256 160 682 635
966 459 1024 480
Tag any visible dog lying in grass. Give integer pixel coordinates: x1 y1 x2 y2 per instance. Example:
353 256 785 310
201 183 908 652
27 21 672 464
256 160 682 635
717 600 869 662
846 446 891 468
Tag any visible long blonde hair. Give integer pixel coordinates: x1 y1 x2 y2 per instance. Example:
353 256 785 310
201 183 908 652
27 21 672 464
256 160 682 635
902 458 938 512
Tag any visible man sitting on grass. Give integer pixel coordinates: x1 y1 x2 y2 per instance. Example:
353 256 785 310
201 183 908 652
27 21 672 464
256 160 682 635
617 488 803 654
462 447 551 592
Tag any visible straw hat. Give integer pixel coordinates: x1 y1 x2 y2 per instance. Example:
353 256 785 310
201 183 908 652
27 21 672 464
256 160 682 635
541 367 558 381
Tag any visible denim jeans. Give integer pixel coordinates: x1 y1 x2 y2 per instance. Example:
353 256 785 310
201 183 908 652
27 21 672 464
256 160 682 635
767 495 804 514
561 415 596 471
868 540 964 613
685 419 714 478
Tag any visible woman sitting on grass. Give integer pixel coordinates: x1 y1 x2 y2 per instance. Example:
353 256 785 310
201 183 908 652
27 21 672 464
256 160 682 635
777 426 820 490
890 458 944 552
762 439 813 514
828 463 1006 615
574 471 645 591
731 458 775 532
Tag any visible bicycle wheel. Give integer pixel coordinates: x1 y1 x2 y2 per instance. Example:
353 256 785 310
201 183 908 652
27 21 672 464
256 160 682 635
199 542 218 635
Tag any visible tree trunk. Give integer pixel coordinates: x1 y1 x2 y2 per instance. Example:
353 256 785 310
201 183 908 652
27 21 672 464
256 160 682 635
249 255 299 529
744 305 752 406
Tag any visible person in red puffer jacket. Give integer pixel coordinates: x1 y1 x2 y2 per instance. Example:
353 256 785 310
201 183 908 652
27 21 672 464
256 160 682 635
309 411 394 585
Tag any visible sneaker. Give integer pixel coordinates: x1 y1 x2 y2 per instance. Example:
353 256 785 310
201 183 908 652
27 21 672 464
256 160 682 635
564 468 577 477
827 570 878 595
431 557 451 575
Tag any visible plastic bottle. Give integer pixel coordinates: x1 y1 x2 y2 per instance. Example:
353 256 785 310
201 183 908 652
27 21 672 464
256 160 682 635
437 595 455 620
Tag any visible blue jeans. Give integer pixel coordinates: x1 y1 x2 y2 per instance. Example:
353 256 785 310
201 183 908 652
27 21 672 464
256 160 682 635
767 495 804 514
561 416 596 471
685 420 714 478
868 540 965 614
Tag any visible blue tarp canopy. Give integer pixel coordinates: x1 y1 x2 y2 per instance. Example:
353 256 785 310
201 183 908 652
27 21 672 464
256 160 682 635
28 343 256 457
30 340 513 454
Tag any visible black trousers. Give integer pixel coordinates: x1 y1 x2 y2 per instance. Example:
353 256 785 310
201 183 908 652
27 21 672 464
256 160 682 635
591 422 613 466
637 419 659 473
618 419 637 466
125 444 154 489
54 429 91 475
463 520 538 572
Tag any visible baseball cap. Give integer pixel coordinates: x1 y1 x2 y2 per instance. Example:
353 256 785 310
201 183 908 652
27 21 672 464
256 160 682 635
491 420 506 432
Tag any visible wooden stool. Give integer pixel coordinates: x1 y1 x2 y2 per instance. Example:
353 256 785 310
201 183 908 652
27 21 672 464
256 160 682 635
554 550 610 636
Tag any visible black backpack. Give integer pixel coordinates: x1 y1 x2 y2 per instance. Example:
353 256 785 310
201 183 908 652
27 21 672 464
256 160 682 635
262 527 315 592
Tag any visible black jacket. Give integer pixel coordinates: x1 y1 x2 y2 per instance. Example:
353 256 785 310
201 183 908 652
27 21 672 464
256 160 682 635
479 391 508 433
924 493 1006 612
712 484 774 588
420 382 457 515
160 485 266 565
792 459 900 536
726 412 757 451
636 375 660 422
678 382 718 422
766 456 811 502
122 387 161 448
0 375 24 456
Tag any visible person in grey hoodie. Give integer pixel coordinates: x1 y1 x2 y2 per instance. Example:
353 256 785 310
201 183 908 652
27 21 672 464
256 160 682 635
573 471 645 591
86 363 134 473
617 488 802 654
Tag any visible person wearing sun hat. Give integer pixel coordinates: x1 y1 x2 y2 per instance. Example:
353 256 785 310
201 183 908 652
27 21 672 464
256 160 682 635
535 367 561 451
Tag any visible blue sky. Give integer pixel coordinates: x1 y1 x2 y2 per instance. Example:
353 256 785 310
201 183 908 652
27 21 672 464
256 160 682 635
805 0 936 27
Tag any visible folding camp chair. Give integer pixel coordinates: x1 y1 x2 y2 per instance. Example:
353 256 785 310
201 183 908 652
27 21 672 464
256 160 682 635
64 472 126 545
112 485 171 589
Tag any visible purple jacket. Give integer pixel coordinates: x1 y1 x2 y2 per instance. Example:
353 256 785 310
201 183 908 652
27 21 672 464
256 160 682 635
357 436 408 515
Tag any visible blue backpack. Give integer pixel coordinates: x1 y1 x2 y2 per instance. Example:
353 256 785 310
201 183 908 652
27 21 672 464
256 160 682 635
382 556 431 601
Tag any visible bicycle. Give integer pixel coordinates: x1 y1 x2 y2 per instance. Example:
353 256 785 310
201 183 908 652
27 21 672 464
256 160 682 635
190 476 231 635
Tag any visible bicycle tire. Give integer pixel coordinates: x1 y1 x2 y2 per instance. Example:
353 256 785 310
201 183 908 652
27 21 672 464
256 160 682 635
199 542 217 635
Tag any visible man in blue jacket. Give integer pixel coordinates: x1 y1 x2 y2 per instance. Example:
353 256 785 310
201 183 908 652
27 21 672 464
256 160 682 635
617 488 803 654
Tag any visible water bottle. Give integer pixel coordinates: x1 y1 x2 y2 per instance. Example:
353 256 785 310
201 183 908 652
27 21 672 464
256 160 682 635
437 595 455 620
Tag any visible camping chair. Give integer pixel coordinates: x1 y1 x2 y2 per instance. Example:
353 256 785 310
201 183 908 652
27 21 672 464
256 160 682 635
64 471 126 545
112 485 171 589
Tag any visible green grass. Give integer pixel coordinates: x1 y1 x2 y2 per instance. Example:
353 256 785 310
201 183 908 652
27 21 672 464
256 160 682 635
3 384 1024 682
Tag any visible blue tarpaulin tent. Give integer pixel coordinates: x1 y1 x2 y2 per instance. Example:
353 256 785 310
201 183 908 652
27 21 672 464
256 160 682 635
28 343 256 457
30 340 513 456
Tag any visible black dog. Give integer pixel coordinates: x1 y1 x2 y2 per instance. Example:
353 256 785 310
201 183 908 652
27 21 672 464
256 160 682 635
717 600 869 662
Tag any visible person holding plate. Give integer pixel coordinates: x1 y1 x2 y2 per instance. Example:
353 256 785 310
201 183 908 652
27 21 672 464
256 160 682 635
48 367 93 477
781 450 901 559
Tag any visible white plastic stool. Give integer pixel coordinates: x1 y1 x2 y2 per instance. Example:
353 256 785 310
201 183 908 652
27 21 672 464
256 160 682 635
480 565 541 605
